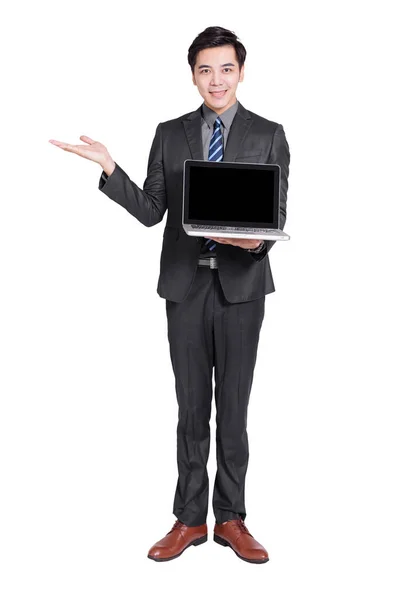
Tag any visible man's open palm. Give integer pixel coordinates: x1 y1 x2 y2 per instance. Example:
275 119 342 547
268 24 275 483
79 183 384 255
49 135 109 165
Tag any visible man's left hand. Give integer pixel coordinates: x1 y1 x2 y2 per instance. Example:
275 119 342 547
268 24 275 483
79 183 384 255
207 237 263 250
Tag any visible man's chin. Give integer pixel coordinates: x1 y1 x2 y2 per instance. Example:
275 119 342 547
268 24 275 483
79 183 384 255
205 94 232 110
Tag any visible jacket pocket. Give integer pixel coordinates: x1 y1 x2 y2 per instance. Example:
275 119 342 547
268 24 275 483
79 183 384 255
235 150 262 162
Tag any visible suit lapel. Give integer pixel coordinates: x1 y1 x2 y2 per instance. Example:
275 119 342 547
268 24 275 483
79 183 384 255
182 100 252 162
182 108 203 160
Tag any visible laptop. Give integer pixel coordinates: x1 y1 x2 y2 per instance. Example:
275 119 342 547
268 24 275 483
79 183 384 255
182 159 290 241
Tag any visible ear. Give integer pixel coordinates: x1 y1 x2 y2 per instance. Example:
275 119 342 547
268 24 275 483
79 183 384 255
239 65 245 82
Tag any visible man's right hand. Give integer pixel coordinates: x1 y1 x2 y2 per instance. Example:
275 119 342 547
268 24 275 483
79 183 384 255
48 135 115 176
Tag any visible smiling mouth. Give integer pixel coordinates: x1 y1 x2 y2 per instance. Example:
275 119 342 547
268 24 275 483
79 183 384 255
210 90 227 96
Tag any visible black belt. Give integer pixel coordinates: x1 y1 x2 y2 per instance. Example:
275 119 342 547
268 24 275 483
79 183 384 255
198 257 218 269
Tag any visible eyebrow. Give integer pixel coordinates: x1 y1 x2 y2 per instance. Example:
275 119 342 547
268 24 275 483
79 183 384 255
197 63 236 69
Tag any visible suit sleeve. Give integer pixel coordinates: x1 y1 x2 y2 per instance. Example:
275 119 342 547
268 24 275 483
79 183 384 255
98 123 167 227
249 123 290 262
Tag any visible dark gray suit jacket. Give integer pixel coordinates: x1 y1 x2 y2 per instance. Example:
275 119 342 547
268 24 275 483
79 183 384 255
98 100 290 303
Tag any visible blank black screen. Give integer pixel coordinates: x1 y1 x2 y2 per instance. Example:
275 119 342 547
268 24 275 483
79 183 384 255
188 164 276 224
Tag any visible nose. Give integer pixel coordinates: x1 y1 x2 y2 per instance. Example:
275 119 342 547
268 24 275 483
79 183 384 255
211 74 224 86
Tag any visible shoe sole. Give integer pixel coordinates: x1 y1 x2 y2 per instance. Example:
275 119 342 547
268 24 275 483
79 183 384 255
147 534 208 562
213 533 269 564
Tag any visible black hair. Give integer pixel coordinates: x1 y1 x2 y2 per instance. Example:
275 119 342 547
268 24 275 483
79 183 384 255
188 26 246 74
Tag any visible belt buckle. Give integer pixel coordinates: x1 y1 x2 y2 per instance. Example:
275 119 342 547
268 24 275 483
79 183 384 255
210 257 218 269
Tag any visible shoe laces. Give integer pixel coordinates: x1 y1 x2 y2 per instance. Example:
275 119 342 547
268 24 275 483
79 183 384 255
167 519 185 535
232 518 253 537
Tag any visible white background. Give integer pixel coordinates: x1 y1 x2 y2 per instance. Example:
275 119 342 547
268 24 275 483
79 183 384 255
1 0 399 598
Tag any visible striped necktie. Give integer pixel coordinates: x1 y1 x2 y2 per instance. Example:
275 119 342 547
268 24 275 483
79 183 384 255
204 116 224 252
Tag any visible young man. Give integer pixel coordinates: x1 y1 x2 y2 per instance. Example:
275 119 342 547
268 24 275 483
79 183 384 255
49 25 290 564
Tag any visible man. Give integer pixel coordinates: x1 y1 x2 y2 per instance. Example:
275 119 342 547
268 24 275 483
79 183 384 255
49 25 290 564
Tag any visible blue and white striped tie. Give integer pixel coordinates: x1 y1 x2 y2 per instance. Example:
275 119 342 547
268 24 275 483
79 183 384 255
205 116 224 252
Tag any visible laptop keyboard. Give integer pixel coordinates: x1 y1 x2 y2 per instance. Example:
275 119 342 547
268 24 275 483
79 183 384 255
191 225 280 233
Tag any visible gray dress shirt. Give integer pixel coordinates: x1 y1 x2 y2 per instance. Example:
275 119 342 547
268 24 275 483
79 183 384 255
101 100 265 255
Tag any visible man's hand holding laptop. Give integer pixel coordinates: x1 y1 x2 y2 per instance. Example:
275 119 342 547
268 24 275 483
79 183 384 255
207 237 263 250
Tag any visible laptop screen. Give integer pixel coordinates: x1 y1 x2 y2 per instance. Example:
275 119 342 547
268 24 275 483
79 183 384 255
183 160 280 228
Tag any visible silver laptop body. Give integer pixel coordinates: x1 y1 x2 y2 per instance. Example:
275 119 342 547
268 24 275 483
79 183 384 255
182 159 290 241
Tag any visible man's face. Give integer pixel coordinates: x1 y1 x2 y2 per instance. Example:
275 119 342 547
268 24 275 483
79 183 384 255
192 44 244 114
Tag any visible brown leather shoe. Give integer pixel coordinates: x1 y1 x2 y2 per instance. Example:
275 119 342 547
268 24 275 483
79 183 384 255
214 518 269 564
147 519 208 562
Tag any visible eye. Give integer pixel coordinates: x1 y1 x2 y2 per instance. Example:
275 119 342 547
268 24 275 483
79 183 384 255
200 68 233 74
